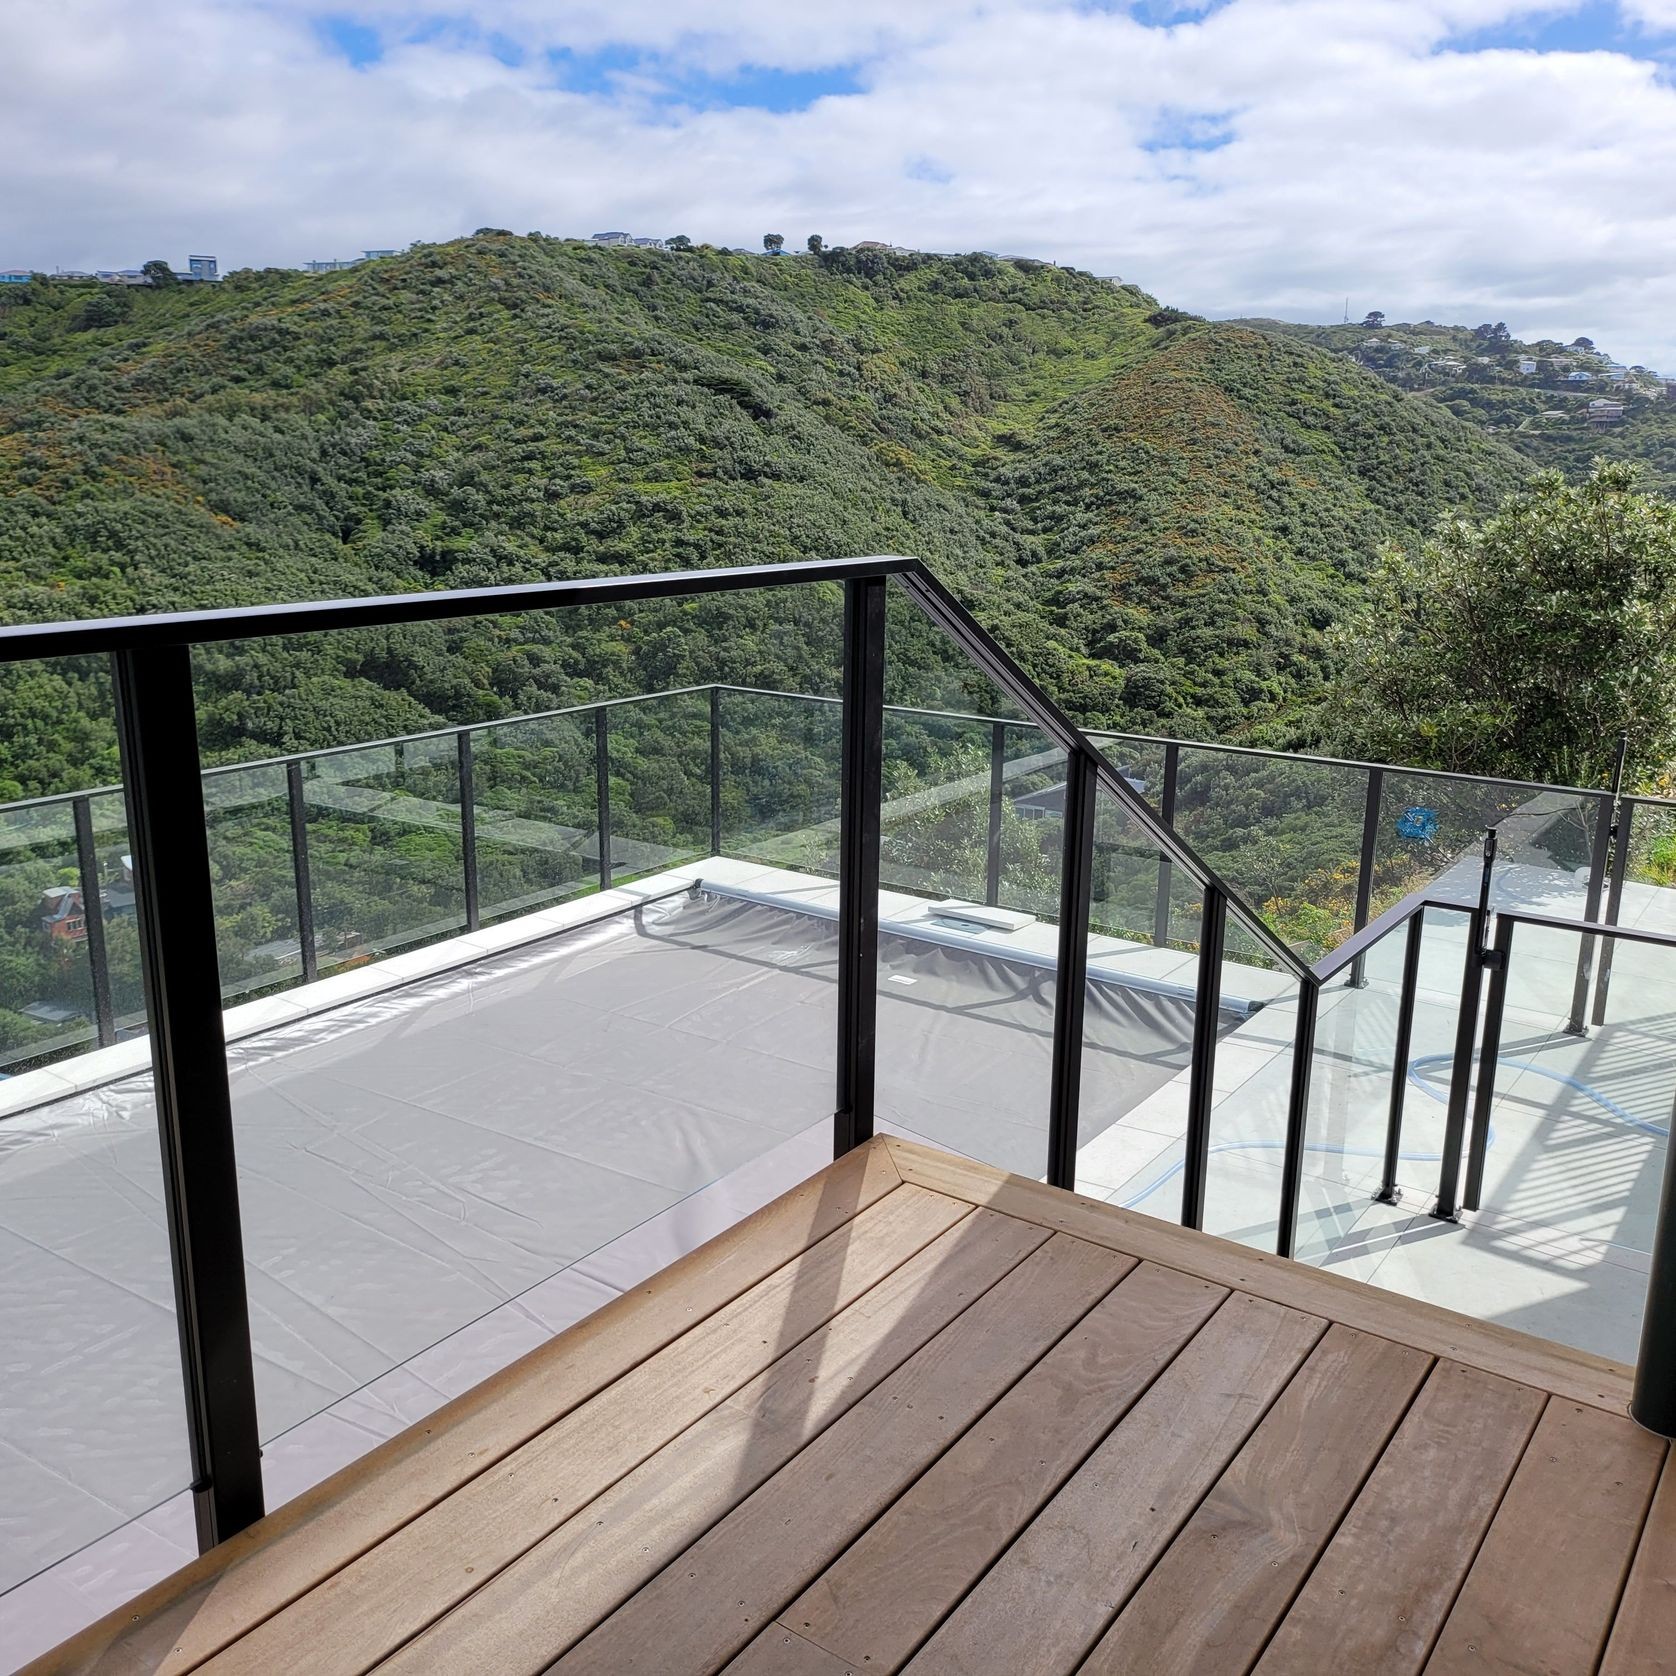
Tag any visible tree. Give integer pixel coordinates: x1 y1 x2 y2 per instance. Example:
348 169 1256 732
666 235 692 250
141 259 177 287
762 233 784 255
1330 462 1676 786
806 234 824 255
75 288 132 328
1360 311 1385 328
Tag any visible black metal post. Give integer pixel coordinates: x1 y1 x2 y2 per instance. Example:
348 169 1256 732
1435 828 1498 1221
1151 742 1180 948
1375 911 1426 1205
1276 981 1321 1259
457 730 480 933
594 706 612 893
1180 885 1226 1229
985 720 1006 908
1567 772 1621 1034
111 644 263 1552
285 761 318 985
835 579 886 1158
73 794 116 1047
1349 766 1385 989
1463 913 1514 1213
1593 776 1635 1030
1046 749 1099 1191
709 686 723 858
1632 1084 1676 1437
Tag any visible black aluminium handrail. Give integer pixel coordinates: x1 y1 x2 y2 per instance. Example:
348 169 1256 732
890 566 1316 985
0 556 921 662
12 546 1676 1579
0 556 1312 983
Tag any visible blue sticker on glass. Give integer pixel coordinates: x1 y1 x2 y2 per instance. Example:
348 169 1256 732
1395 806 1439 842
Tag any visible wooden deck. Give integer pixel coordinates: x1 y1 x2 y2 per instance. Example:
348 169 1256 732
28 1135 1676 1676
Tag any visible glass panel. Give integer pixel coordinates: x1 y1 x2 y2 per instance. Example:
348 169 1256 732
0 661 189 1640
1371 773 1602 920
1621 799 1676 940
472 710 597 923
878 708 992 904
88 789 145 1034
715 689 842 875
205 763 305 1002
1074 788 1207 1212
302 735 467 972
0 798 98 1071
1438 919 1671 1362
204 588 845 1508
1170 746 1371 962
874 584 1058 1172
605 691 711 881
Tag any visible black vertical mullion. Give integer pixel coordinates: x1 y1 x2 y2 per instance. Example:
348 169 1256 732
73 793 116 1047
1180 885 1226 1230
286 760 318 985
835 579 886 1157
594 706 612 893
985 720 1006 908
1348 766 1384 989
1046 749 1098 1191
111 644 263 1552
1276 981 1320 1260
1375 910 1426 1205
709 686 723 858
1152 741 1179 949
457 730 480 933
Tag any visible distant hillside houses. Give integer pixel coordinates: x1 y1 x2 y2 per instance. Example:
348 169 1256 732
1 255 220 284
303 249 397 273
590 232 666 249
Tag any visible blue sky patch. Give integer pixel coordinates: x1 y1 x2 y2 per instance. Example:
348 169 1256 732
1141 109 1236 152
548 46 862 111
1450 2 1666 57
315 15 383 68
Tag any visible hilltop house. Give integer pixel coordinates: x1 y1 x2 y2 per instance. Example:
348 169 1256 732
591 232 632 246
0 270 32 284
1589 398 1626 424
1567 369 1593 382
1517 357 1538 375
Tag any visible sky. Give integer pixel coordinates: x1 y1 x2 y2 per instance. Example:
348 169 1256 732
4 0 1676 367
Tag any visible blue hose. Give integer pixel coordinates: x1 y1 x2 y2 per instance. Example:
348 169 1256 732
1115 1048 1664 1211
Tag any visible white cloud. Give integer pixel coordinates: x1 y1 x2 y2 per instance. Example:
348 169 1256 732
4 0 1676 367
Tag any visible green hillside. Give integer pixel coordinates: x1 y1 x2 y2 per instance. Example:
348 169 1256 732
1232 316 1676 492
0 235 1530 798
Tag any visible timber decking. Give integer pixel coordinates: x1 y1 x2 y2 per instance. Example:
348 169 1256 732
25 1136 1676 1676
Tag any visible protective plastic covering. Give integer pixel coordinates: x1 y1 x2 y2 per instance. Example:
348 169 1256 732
0 886 1228 1602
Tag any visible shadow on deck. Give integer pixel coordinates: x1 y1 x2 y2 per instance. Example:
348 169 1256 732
27 1136 1676 1676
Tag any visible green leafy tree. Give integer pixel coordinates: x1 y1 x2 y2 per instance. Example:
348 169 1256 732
806 234 823 255
666 234 692 250
1330 462 1676 786
141 259 177 287
1360 311 1384 328
74 287 132 328
762 233 784 254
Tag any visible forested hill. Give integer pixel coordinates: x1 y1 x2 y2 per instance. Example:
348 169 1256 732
1231 316 1676 492
0 235 1528 797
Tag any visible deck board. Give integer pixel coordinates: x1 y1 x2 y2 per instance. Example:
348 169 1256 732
1252 1359 1546 1676
1078 1324 1432 1676
201 1182 968 1676
554 1232 1128 1675
373 1206 1054 1675
762 1262 1225 1674
1425 1399 1664 1675
26 1136 1673 1676
906 1290 1326 1676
